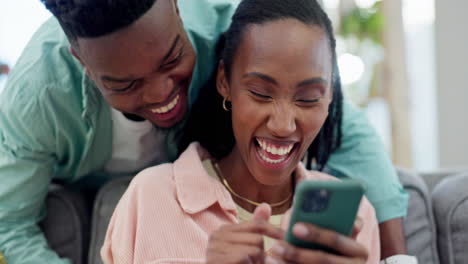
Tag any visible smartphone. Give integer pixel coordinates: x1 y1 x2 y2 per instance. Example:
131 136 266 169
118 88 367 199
285 179 364 253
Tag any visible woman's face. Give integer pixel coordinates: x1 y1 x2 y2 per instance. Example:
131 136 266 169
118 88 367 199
218 19 333 186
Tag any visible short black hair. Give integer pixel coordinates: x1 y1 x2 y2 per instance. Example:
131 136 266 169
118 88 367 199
41 0 157 45
179 0 343 171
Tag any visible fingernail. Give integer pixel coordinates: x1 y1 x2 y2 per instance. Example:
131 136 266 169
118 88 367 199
293 223 309 237
356 218 363 227
265 256 280 264
272 244 285 256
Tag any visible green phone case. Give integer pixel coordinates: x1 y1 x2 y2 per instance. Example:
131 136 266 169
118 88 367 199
285 179 364 253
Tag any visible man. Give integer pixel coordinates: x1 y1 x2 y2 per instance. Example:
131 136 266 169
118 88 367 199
0 0 408 263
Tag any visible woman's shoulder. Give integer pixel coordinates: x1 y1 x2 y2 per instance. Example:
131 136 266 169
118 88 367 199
126 142 208 200
128 163 176 196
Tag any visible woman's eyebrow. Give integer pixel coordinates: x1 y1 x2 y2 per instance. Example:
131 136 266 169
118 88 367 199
242 72 278 86
242 73 328 88
297 77 328 87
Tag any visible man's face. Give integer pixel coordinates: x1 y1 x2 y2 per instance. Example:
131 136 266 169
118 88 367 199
73 0 196 128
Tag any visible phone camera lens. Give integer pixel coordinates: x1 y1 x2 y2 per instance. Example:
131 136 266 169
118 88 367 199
301 189 330 213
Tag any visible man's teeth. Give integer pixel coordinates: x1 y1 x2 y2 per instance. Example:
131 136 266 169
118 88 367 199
256 138 294 156
151 95 179 114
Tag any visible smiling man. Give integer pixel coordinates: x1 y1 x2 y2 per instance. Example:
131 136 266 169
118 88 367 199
0 0 408 263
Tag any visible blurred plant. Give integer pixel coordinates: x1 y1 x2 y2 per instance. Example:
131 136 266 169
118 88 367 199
339 2 384 45
337 1 385 105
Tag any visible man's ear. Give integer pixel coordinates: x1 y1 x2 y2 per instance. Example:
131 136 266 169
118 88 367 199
69 46 90 75
216 61 230 100
69 46 84 66
173 0 180 16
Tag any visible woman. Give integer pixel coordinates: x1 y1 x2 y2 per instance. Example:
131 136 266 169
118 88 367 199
101 0 380 263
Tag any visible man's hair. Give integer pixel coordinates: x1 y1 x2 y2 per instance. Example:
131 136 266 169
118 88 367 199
179 0 343 171
41 0 157 45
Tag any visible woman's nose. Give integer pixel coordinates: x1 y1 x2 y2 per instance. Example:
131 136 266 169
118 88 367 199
266 102 296 137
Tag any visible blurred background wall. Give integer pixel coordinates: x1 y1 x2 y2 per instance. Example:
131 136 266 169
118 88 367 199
434 0 468 169
0 0 466 172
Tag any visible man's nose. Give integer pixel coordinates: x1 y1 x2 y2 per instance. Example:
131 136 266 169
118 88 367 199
266 102 296 137
143 75 175 104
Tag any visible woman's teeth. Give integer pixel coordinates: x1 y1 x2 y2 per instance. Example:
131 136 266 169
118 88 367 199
259 152 287 164
256 138 295 164
151 95 179 114
256 138 294 156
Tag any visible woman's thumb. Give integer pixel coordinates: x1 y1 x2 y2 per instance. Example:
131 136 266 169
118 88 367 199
253 203 272 221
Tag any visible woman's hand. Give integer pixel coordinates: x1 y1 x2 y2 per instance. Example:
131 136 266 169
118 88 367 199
206 204 284 264
351 216 364 240
267 222 369 264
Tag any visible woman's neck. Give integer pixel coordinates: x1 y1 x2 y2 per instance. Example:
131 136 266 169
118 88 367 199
217 147 294 215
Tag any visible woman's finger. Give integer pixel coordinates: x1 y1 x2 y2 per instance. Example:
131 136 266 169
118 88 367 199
212 230 265 248
291 222 368 258
351 217 363 240
219 221 285 240
272 241 366 264
253 203 272 222
208 241 266 264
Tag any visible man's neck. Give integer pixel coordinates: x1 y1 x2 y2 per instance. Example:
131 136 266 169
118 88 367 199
123 113 146 122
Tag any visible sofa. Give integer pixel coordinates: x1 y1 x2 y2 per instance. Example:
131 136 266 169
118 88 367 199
39 169 468 264
400 169 468 264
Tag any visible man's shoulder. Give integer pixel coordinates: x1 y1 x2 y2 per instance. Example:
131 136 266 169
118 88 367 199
1 18 90 126
4 18 84 104
179 0 238 35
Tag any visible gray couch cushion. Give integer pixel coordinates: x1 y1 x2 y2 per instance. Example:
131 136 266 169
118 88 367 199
40 185 93 264
397 168 439 264
420 169 465 192
88 177 132 264
432 172 468 264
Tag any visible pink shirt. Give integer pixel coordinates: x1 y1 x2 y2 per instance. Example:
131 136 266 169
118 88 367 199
101 143 380 264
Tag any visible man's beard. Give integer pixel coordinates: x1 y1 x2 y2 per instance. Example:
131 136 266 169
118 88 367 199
123 112 188 135
152 112 188 135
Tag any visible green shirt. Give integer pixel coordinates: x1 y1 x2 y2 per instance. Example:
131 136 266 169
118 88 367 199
0 0 407 263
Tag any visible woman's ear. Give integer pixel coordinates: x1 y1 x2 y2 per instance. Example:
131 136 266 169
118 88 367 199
216 61 230 100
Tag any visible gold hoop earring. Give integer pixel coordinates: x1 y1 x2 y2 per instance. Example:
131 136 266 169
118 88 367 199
222 97 229 112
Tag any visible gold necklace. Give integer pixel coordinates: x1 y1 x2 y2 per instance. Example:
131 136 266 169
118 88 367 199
212 161 293 208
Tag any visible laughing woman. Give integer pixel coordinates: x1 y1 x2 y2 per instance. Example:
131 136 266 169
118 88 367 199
101 0 380 263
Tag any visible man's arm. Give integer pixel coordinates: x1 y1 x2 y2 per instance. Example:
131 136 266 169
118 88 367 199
0 97 70 264
326 101 409 257
379 218 407 258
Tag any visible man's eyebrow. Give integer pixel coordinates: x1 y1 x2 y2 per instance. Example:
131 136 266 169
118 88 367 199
100 35 182 83
242 72 278 85
101 75 136 83
297 77 328 87
161 34 181 64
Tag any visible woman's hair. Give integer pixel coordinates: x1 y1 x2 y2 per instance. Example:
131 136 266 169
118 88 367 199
41 0 157 46
179 0 343 171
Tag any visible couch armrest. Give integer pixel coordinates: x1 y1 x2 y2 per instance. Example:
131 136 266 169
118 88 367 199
432 172 468 264
397 168 439 264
